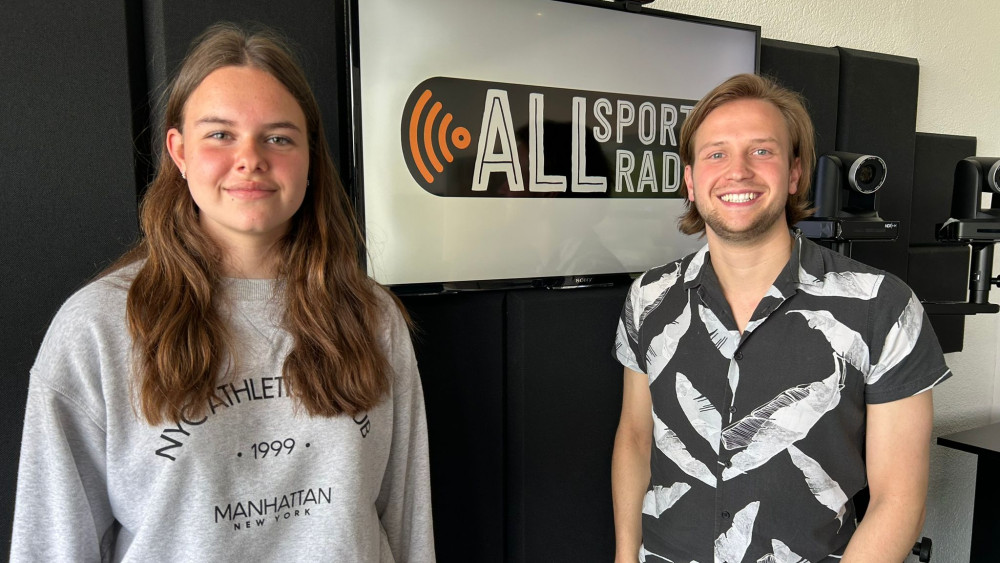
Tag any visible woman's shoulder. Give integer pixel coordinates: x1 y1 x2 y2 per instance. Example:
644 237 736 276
42 262 143 355
29 263 139 412
59 263 138 318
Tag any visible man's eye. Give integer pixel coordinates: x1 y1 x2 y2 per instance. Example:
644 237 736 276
708 152 725 159
207 132 230 140
753 148 771 156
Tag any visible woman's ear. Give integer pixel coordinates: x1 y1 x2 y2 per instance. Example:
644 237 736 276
166 127 186 177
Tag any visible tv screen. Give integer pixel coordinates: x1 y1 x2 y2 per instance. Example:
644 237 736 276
344 0 759 288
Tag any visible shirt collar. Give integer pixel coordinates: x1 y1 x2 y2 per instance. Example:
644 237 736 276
681 229 810 296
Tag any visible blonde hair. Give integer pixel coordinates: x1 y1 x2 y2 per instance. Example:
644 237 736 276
677 73 816 235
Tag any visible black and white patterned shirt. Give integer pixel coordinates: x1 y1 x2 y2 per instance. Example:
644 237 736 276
615 232 949 563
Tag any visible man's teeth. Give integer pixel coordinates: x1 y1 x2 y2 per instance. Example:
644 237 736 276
721 193 757 203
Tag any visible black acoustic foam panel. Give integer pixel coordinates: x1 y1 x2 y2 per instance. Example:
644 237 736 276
505 285 628 562
760 39 839 158
144 0 345 174
911 133 977 245
398 292 506 563
1 1 140 553
835 48 920 281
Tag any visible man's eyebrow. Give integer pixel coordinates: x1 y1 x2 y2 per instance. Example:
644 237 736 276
697 137 781 150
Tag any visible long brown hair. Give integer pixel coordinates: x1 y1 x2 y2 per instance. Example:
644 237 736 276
113 22 397 425
677 73 816 235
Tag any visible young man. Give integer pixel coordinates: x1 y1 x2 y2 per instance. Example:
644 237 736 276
612 74 949 563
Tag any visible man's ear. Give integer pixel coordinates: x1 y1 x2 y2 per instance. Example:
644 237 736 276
166 127 186 176
789 157 802 195
684 165 695 202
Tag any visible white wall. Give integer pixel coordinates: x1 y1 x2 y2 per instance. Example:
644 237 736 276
631 0 1000 560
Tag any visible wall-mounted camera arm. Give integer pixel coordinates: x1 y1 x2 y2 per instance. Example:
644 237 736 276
933 157 1000 313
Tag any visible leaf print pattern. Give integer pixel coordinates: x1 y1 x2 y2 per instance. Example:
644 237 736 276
797 266 883 300
653 407 717 487
714 501 760 563
616 319 638 372
642 482 693 517
676 372 722 452
866 292 923 385
638 545 674 562
755 539 808 563
787 444 848 527
685 245 709 284
722 357 846 480
699 304 740 360
698 296 741 417
624 272 644 343
786 310 869 373
637 266 682 331
646 295 692 384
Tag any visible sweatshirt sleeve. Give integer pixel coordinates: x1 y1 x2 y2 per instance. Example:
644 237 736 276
375 299 436 562
11 296 117 562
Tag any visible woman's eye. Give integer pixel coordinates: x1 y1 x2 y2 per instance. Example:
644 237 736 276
266 136 292 145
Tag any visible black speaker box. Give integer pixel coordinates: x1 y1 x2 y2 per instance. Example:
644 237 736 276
505 286 628 562
835 48 920 281
399 292 506 562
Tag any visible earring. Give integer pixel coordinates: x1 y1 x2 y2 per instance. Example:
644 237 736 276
306 180 310 188
181 170 186 180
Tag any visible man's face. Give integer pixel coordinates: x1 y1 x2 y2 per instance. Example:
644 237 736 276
684 98 801 245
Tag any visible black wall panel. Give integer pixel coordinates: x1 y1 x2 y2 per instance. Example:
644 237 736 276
760 39 839 157
399 292 506 562
0 2 140 553
505 286 628 562
835 48 920 281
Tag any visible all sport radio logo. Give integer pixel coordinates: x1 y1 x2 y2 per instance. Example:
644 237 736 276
400 77 696 198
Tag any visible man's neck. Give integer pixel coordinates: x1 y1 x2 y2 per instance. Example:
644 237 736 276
705 224 794 332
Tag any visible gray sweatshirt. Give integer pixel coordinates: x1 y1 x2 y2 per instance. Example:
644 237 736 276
11 272 436 562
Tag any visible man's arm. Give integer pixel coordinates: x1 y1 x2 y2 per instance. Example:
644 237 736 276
612 366 653 563
842 390 934 562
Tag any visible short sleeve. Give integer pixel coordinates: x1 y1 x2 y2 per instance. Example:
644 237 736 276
615 275 645 374
864 274 951 404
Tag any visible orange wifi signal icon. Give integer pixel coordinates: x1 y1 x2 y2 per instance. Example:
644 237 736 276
408 89 472 184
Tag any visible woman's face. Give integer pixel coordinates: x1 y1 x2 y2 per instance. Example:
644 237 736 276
166 65 310 253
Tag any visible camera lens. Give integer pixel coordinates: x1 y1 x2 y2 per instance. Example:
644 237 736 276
857 163 875 184
848 155 886 194
989 159 1000 193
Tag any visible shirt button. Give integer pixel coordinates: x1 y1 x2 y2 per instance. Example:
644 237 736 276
734 351 743 360
721 511 731 519
725 460 732 468
728 406 737 414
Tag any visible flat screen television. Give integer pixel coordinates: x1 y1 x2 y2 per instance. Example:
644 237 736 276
339 0 759 290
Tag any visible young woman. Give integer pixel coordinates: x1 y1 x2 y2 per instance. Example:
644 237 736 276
11 23 435 562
